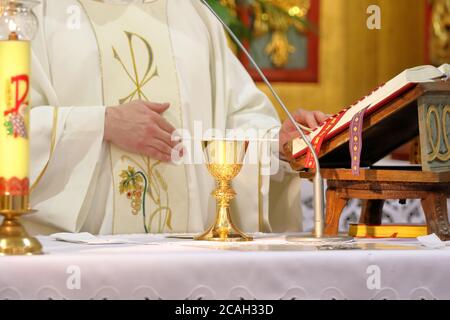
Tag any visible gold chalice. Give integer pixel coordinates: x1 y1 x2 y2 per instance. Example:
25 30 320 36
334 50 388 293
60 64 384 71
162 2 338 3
195 139 253 242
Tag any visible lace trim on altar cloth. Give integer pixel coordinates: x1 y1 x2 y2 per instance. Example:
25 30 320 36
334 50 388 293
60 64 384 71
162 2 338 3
0 285 439 300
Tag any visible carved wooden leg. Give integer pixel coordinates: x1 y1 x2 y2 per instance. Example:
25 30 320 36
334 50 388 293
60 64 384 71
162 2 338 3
325 188 348 236
359 200 384 225
421 193 450 241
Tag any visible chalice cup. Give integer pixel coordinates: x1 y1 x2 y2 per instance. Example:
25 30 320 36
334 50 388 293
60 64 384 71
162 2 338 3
195 139 253 242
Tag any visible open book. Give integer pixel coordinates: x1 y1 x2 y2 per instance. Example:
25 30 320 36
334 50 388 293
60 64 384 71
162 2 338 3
291 64 450 158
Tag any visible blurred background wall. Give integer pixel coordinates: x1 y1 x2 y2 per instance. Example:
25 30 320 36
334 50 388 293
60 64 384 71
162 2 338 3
257 0 426 118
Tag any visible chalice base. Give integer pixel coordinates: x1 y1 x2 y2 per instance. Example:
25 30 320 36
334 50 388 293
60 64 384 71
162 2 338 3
0 210 43 255
194 225 253 242
194 207 253 242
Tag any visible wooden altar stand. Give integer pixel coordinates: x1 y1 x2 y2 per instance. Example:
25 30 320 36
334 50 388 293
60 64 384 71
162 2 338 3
287 81 450 240
300 168 450 240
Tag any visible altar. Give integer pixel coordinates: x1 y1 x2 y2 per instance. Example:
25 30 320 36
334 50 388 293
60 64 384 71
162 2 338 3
0 0 449 305
1 234 449 300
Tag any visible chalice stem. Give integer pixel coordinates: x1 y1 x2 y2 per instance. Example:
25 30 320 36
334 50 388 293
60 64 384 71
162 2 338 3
213 180 234 237
194 179 252 241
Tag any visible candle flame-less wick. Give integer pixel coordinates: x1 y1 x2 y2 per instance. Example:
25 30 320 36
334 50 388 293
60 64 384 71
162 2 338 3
7 17 18 40
8 32 18 40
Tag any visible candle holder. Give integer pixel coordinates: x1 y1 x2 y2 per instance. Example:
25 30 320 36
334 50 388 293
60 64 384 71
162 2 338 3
0 0 42 255
195 140 253 242
0 195 41 255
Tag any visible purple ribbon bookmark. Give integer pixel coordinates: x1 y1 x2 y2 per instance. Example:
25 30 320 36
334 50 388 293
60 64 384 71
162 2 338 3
349 106 370 175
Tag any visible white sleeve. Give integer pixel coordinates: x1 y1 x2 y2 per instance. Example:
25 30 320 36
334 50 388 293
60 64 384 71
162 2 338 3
224 48 281 133
27 46 106 233
29 105 105 233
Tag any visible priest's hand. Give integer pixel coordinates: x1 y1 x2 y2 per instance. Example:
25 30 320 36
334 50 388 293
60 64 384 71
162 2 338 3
104 100 178 162
279 109 328 158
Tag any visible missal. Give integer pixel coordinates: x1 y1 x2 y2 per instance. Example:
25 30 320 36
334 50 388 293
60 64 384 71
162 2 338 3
290 64 450 167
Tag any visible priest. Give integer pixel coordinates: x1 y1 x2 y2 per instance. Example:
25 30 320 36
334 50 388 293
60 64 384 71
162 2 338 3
27 0 327 235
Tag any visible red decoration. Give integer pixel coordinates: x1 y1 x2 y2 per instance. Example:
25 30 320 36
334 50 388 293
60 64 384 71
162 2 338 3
4 74 29 117
304 109 346 169
0 177 29 196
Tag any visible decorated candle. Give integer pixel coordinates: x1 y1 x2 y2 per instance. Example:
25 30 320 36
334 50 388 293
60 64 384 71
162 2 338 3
0 37 30 200
0 0 38 209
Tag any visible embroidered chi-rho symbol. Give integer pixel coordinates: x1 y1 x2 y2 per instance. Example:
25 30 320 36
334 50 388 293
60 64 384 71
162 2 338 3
3 75 29 139
112 31 159 104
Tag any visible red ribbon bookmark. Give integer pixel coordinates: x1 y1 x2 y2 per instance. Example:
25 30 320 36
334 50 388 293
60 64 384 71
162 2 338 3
304 110 347 169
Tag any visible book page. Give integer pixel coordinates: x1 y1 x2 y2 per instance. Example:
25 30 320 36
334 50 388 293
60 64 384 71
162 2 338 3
292 65 443 156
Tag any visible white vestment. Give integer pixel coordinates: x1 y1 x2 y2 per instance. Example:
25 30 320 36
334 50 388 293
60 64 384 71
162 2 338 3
25 0 302 235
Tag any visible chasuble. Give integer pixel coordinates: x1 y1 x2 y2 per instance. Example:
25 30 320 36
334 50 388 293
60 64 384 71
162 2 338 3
24 0 303 235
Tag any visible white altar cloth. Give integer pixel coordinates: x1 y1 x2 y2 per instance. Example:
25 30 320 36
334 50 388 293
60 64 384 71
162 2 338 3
0 234 449 300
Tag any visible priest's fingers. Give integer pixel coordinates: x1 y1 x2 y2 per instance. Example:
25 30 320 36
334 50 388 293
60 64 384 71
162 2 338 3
154 128 179 148
313 110 328 124
299 111 319 130
143 101 170 114
142 146 172 162
152 113 176 136
150 138 173 155
144 123 174 147
292 109 312 127
286 129 301 140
